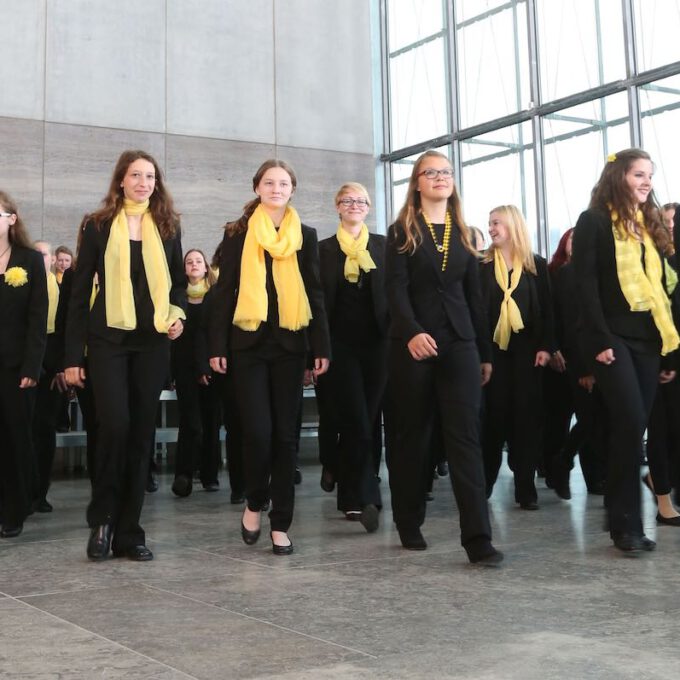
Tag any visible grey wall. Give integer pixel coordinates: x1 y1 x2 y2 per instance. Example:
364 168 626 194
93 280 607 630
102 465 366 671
0 0 376 257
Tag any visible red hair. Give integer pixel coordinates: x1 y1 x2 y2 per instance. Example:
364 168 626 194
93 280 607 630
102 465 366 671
548 228 574 273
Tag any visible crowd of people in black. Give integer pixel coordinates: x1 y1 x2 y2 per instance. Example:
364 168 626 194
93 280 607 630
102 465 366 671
1 147 678 564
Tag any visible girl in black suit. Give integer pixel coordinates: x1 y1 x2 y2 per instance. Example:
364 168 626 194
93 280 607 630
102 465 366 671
317 182 387 532
0 191 47 538
480 205 554 509
384 150 502 565
209 159 330 555
572 148 677 554
65 150 186 562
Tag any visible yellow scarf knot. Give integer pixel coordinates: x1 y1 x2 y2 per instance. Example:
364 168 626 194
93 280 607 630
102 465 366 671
493 248 525 350
336 224 376 283
187 279 210 300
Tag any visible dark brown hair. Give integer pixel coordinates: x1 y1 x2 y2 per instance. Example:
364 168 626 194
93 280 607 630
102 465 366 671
55 245 73 258
0 190 33 249
184 248 217 287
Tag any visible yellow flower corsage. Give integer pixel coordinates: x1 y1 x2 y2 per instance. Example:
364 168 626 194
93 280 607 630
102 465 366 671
607 153 617 163
4 266 28 287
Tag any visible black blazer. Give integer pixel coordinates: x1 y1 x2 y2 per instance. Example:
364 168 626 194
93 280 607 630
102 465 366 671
64 219 186 368
0 246 48 381
209 224 331 360
385 218 491 363
572 207 660 359
479 253 555 354
318 232 388 335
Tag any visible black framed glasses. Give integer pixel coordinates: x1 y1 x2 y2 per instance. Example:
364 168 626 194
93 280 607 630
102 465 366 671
338 198 369 207
418 168 454 180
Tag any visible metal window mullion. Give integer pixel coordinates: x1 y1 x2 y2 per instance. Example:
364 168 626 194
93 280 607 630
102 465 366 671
622 0 642 146
379 0 394 226
447 0 463 189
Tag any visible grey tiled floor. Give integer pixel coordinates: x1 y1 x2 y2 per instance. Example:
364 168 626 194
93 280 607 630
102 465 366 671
2 443 680 679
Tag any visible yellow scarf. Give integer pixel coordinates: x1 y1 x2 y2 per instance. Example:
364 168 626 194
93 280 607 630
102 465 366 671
612 210 679 355
664 260 678 296
56 271 63 284
46 271 59 334
187 278 210 300
104 199 185 332
336 224 376 283
233 204 311 332
493 248 525 350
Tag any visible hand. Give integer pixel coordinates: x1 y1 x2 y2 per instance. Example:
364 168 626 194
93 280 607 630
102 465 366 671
549 351 567 373
534 350 551 367
51 372 69 393
481 363 492 386
596 348 615 365
168 319 184 340
578 375 595 393
659 370 676 384
65 366 86 388
198 374 211 386
407 333 438 361
303 369 315 387
210 357 227 374
19 377 36 389
313 357 330 379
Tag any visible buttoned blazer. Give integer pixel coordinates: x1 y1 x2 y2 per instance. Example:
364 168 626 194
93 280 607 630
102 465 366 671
208 224 331 360
64 219 186 368
0 246 48 380
318 232 388 335
385 218 491 363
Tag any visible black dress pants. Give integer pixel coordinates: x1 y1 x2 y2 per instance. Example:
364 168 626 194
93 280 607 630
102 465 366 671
214 370 244 497
75 359 97 486
86 338 169 550
385 340 491 546
314 376 340 475
592 336 659 536
645 377 680 496
231 339 305 532
33 369 61 502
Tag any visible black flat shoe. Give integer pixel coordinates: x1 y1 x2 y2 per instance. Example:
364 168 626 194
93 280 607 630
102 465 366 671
117 545 153 561
271 532 294 555
345 511 361 521
87 524 112 560
0 524 23 538
34 498 53 513
359 504 379 533
466 540 504 566
241 510 261 545
320 467 335 492
294 467 302 485
611 532 654 554
397 527 427 551
146 473 159 493
171 475 192 498
202 481 219 492
519 501 539 511
656 513 680 526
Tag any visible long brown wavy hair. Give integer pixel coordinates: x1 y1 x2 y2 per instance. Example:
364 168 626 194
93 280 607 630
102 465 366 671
226 159 298 236
83 150 180 239
0 190 33 249
589 148 670 254
394 150 475 255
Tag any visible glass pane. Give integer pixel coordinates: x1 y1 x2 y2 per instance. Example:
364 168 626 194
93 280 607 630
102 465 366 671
456 5 530 128
389 38 449 149
542 92 631 257
640 75 680 206
537 0 625 102
633 0 680 73
455 0 513 24
387 0 444 52
460 123 537 248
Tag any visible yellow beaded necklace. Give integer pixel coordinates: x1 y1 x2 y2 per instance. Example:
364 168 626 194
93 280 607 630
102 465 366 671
422 210 452 271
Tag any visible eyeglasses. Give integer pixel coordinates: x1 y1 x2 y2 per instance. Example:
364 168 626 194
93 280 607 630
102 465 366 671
0 212 13 218
418 168 454 180
338 198 369 208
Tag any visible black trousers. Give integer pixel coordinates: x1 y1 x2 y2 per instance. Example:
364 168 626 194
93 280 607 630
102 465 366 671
385 339 491 545
75 359 97 486
87 338 169 550
482 333 542 504
314 376 340 473
593 336 659 536
231 339 305 532
327 338 385 511
0 365 36 527
213 370 244 496
33 369 61 501
542 368 572 476
646 377 680 496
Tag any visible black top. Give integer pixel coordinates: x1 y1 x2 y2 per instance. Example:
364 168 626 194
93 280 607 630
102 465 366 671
171 299 203 378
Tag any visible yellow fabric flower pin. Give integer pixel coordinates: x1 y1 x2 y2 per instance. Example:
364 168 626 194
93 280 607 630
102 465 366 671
4 266 28 287
607 153 617 163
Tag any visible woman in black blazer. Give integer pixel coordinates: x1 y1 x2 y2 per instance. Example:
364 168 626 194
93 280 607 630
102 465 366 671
572 148 677 554
0 191 47 538
384 150 502 565
316 182 387 531
209 159 330 555
480 205 554 509
65 150 186 562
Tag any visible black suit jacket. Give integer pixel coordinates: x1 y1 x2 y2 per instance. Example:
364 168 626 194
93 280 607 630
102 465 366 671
209 224 331 360
385 218 491 363
64 219 186 367
318 232 388 335
0 246 48 381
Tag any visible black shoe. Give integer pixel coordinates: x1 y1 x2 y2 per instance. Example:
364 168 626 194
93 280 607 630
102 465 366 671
146 473 159 493
345 511 362 521
359 504 379 533
436 461 449 477
87 525 112 560
230 492 245 504
294 467 302 485
640 535 656 551
320 467 335 492
171 475 192 498
656 513 680 527
397 527 427 550
115 545 153 561
34 498 53 513
611 532 653 553
241 510 261 545
519 501 539 511
271 532 294 555
0 524 23 538
552 461 571 500
202 481 219 492
466 539 504 566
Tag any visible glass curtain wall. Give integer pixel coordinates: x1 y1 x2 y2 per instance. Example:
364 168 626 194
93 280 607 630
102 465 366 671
380 0 680 256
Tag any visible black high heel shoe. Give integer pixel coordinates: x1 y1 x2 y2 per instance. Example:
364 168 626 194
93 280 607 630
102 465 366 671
87 524 112 560
270 531 294 555
241 509 261 545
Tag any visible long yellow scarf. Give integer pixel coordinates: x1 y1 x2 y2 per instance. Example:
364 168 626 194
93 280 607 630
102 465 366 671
104 199 185 332
336 224 376 283
46 271 59 334
233 204 311 331
493 248 525 350
187 278 210 300
612 210 679 355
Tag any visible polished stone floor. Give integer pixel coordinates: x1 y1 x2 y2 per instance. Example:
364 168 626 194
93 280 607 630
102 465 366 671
1 444 680 679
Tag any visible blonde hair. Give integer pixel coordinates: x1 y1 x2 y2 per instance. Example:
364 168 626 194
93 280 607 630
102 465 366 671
335 182 371 207
483 205 536 275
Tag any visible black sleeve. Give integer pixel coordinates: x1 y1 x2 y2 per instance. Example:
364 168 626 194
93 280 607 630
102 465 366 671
195 291 212 378
463 252 492 363
208 230 241 358
673 206 680 257
21 250 49 381
168 229 187 314
535 255 556 353
301 226 331 359
53 268 72 372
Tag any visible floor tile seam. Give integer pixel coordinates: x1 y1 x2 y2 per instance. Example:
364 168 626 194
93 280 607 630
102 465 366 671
181 545 284 570
13 583 136 600
0 592 202 679
286 549 457 570
141 582 379 660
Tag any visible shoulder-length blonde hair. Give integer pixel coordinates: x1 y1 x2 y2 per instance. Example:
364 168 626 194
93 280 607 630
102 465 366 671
482 205 537 275
394 150 475 256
